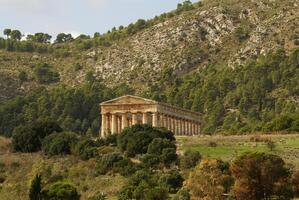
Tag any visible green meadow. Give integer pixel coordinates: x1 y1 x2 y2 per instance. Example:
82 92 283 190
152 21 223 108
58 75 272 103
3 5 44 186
177 134 299 168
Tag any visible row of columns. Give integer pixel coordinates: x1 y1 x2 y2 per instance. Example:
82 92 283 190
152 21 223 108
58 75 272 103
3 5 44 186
101 112 200 138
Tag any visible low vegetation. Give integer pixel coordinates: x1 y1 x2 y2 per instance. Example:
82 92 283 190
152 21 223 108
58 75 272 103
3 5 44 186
1 124 299 200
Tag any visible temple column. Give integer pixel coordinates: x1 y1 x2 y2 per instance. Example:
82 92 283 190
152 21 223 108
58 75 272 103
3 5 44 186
121 113 128 130
185 120 190 135
132 113 138 125
152 112 158 127
196 123 199 135
166 115 170 131
173 117 177 134
177 119 182 135
169 117 173 132
175 118 179 135
162 115 167 129
189 121 192 136
111 114 117 134
117 116 121 134
101 114 106 137
142 112 149 124
186 120 189 135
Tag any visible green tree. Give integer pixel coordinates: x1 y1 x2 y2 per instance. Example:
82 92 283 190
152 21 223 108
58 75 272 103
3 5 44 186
55 33 73 43
117 124 175 157
42 182 80 200
231 152 293 200
10 30 22 40
3 29 11 38
186 159 233 199
42 132 79 156
29 174 42 200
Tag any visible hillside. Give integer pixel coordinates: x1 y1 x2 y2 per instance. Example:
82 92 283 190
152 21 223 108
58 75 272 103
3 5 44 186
0 0 299 100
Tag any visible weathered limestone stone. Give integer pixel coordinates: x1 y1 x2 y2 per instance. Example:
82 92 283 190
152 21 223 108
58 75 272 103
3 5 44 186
100 95 202 137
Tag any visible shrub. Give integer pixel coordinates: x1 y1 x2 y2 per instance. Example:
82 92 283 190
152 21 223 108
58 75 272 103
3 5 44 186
96 153 135 176
117 124 175 157
42 181 80 200
147 138 176 155
12 125 41 152
158 170 184 193
75 138 99 160
12 121 62 152
18 71 28 82
180 150 201 169
173 188 190 200
118 170 168 200
42 132 79 156
0 175 6 184
33 63 60 84
234 26 250 42
141 153 160 169
104 134 118 146
87 192 107 200
293 171 299 197
207 141 217 147
161 148 178 166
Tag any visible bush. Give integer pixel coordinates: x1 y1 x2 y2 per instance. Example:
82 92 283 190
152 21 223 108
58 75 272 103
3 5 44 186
234 26 250 42
293 171 299 197
42 132 79 156
96 153 135 176
87 192 107 200
161 148 178 166
12 120 62 152
158 170 184 193
18 71 28 82
118 170 168 200
75 138 99 160
173 188 190 200
33 63 60 84
180 150 201 169
141 153 160 169
42 181 80 200
147 138 176 155
117 124 175 157
12 125 42 152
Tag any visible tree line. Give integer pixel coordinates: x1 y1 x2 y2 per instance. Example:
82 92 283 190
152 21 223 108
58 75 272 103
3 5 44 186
0 1 201 53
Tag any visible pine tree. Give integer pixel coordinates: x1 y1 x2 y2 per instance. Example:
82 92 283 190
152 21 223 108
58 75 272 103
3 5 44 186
29 174 42 200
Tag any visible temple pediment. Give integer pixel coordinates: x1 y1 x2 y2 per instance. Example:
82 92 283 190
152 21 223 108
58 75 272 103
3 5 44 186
100 95 157 105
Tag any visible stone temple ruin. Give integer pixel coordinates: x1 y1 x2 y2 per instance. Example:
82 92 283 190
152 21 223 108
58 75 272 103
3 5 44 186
100 95 202 137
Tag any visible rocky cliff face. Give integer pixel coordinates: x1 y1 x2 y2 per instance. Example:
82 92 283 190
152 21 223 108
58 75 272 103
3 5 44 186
84 0 299 90
0 0 299 100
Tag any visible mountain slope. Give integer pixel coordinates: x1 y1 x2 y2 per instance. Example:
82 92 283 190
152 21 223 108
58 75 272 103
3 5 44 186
0 0 299 101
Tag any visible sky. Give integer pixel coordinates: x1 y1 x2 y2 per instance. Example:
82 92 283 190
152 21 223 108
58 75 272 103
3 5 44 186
0 0 197 39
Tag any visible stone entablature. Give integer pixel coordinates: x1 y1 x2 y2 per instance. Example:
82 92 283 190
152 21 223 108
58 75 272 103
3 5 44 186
100 95 202 137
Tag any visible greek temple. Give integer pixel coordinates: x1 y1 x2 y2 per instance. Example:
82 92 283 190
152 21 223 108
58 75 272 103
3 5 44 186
100 95 202 137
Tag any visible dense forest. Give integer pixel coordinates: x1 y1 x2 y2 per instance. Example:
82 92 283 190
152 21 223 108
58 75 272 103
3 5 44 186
145 49 299 134
0 49 298 137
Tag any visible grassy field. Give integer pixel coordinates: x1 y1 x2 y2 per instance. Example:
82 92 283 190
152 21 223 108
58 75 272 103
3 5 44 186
0 137 124 200
177 133 299 168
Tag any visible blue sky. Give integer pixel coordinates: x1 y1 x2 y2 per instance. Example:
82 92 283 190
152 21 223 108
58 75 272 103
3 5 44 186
0 0 196 39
